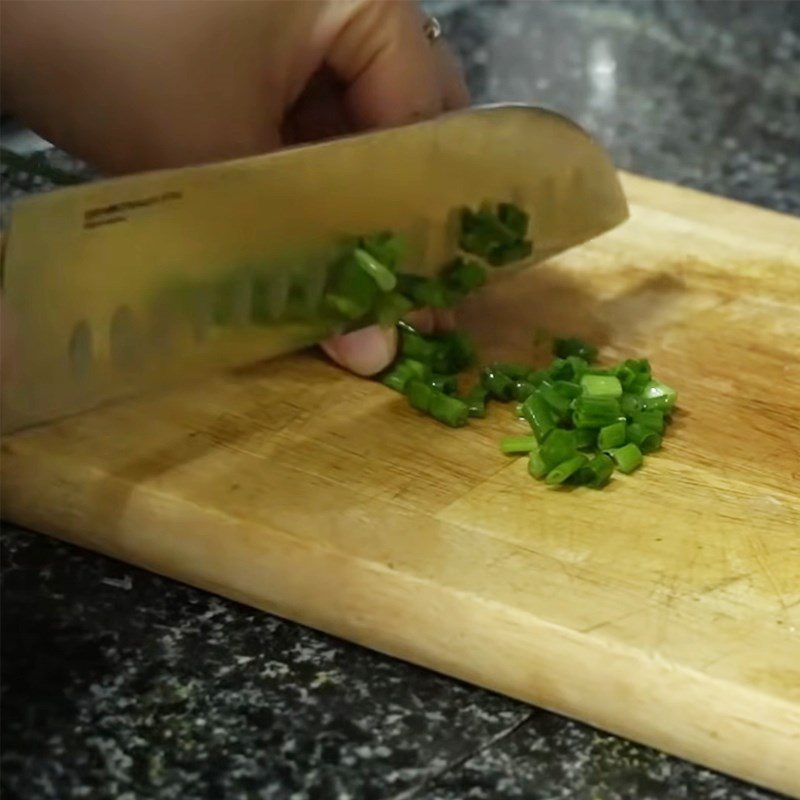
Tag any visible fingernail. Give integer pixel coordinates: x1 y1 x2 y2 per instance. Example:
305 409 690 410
321 324 397 376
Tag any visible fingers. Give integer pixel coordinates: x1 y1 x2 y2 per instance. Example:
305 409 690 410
320 302 462 375
434 40 471 111
282 68 351 146
321 324 397 376
325 0 445 129
316 1 469 376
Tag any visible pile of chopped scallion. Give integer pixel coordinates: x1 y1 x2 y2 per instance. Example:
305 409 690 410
380 327 677 489
325 202 676 489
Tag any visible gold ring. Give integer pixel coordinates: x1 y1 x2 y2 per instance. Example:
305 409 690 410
423 16 443 43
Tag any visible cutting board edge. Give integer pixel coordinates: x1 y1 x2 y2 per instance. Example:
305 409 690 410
2 449 798 800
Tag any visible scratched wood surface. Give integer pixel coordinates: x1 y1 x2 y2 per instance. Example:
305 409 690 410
2 173 799 796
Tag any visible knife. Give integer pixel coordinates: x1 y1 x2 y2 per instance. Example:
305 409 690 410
0 104 628 435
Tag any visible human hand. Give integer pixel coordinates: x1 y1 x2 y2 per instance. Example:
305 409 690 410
1 0 469 375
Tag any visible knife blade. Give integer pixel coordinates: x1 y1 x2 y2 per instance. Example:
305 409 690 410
0 104 628 434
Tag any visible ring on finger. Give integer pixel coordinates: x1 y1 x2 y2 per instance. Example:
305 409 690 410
423 15 443 43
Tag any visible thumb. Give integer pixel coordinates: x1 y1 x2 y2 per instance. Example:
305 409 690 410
321 324 397 376
324 0 444 129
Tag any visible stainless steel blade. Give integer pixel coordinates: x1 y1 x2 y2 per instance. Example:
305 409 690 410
0 104 628 434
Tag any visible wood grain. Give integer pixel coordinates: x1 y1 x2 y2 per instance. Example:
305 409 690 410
2 172 799 796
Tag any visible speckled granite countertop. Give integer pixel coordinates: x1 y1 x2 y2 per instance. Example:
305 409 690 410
2 2 798 798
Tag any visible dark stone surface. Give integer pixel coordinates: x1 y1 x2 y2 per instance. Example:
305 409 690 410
2 1 798 798
439 0 800 216
0 529 780 800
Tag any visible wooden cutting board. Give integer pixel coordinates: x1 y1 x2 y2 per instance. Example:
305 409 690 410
2 173 799 797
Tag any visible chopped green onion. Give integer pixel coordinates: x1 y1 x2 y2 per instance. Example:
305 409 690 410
621 360 652 394
375 292 414 327
574 428 598 450
359 232 404 269
406 380 435 413
626 358 652 377
548 356 589 382
581 374 623 399
546 358 568 379
520 393 556 441
404 359 430 380
528 451 549 479
487 240 533 266
432 331 476 373
361 227 676 490
395 273 425 298
353 247 397 291
399 327 439 363
566 356 591 379
325 293 367 320
443 258 487 294
546 454 588 485
552 337 599 363
629 374 652 394
476 207 519 244
620 392 643 418
494 362 531 380
459 230 494 258
538 380 573 410
406 378 468 426
610 443 644 473
632 409 665 434
381 358 430 393
539 381 572 421
480 367 515 401
526 370 548 386
641 380 678 414
396 323 478 374
568 466 593 486
613 364 637 391
381 370 408 393
462 386 489 418
598 420 626 450
512 380 537 402
459 208 509 256
552 380 582 399
429 374 459 395
626 423 662 454
500 435 538 455
325 255 379 320
410 277 456 308
429 392 469 427
574 396 621 416
459 203 533 267
572 396 622 428
540 429 577 471
574 453 615 488
497 203 530 237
